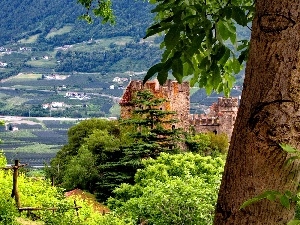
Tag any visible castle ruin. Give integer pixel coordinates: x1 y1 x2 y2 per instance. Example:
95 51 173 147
119 79 238 139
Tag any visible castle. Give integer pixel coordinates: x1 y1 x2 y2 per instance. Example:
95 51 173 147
119 79 238 139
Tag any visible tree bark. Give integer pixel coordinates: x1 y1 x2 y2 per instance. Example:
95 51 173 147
214 1 300 224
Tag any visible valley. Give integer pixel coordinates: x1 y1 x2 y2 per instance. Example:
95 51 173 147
0 115 82 166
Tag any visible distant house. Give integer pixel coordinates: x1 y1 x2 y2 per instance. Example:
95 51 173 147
65 92 90 100
55 45 73 51
57 85 67 91
51 102 64 108
113 77 129 83
113 77 121 83
12 126 19 131
43 74 68 80
19 47 32 51
0 62 7 67
42 103 51 109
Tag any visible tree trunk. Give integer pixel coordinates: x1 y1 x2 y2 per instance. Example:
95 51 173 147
214 1 300 224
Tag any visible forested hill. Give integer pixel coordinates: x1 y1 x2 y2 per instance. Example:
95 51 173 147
0 0 154 46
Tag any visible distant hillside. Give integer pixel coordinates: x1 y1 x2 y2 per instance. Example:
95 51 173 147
0 1 250 118
0 0 154 46
0 0 162 78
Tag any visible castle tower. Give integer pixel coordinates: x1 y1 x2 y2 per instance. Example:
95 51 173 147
119 79 190 130
217 97 239 139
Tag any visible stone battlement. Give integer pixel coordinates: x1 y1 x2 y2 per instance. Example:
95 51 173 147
189 114 219 126
120 80 190 106
120 79 239 139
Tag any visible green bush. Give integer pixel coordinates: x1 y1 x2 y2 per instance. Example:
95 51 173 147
0 198 18 225
108 153 225 225
0 153 18 225
186 132 229 155
208 132 229 154
0 150 131 225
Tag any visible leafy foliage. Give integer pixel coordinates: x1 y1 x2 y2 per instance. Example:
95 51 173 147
0 171 130 224
95 90 183 201
46 119 122 186
143 0 254 95
108 152 225 224
0 149 227 225
48 90 186 202
186 132 229 155
77 0 253 95
78 0 115 24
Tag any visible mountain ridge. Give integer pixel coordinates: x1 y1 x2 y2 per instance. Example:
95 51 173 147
0 0 154 46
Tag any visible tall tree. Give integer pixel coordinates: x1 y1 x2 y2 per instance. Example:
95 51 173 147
46 118 121 185
96 90 182 201
78 0 300 223
214 1 300 224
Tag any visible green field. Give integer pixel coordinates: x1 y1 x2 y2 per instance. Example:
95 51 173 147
0 117 79 165
9 73 42 80
71 36 134 52
19 34 40 44
46 25 73 39
26 59 56 68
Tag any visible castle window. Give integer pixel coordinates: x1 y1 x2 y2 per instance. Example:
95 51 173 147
172 125 175 130
213 130 217 135
160 107 162 110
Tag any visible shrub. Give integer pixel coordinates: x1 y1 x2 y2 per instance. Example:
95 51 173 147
186 132 229 155
108 153 225 225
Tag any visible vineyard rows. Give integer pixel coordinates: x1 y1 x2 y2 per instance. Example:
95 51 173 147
0 118 78 167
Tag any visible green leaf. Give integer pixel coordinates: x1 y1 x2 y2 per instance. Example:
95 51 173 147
238 49 248 64
143 63 165 84
144 23 172 39
240 197 260 209
205 26 213 52
280 194 290 209
78 14 93 24
228 23 237 45
219 7 232 20
284 191 293 198
211 63 221 88
157 70 168 85
187 31 206 55
172 58 183 83
205 85 213 95
212 44 226 61
218 48 230 65
240 190 280 209
199 73 208 88
165 26 180 51
280 143 298 153
287 220 300 225
231 6 248 26
216 20 230 41
285 156 300 166
199 57 210 71
232 58 241 74
190 71 199 86
266 192 277 201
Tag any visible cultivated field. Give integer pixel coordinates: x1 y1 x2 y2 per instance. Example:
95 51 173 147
0 116 81 166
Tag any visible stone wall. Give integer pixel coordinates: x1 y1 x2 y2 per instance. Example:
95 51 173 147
119 79 190 129
119 80 238 139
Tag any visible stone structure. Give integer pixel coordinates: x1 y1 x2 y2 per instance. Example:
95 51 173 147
120 79 238 139
189 97 238 139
